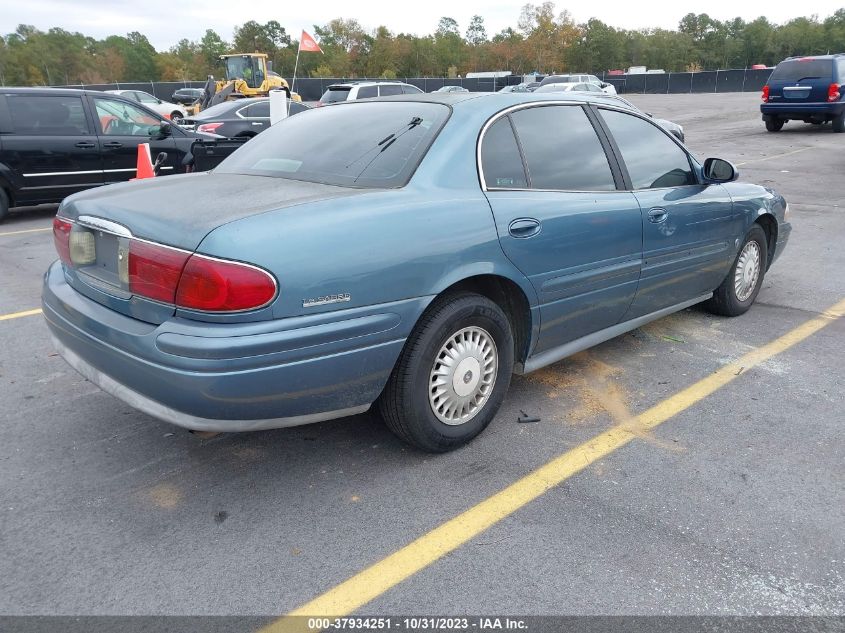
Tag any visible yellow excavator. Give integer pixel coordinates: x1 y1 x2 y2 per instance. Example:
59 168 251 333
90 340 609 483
188 53 301 115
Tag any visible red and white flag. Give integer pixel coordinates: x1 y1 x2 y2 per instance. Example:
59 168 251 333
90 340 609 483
299 31 323 53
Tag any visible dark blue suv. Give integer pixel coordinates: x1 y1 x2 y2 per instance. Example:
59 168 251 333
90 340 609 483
761 54 845 132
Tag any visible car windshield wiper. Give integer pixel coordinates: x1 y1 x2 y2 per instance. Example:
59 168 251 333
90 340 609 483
344 117 424 172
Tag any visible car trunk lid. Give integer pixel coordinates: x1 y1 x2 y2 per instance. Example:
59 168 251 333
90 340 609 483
57 172 366 323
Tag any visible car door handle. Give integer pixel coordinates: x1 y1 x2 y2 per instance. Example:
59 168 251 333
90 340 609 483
102 141 124 149
508 218 541 238
75 141 96 148
647 207 668 223
251 122 264 126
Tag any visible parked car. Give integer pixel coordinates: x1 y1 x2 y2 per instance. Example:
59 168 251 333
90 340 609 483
432 86 469 93
498 82 539 93
43 92 790 452
761 54 845 132
318 81 423 104
180 97 310 137
534 82 605 94
0 87 217 222
539 74 617 95
104 89 188 122
171 88 204 105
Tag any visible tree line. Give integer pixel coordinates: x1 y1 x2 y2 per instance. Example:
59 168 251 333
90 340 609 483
3 4 845 86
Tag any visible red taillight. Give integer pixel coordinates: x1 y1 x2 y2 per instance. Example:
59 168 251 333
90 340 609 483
175 255 276 312
53 217 73 264
828 83 840 102
761 85 770 102
128 240 190 304
197 122 223 133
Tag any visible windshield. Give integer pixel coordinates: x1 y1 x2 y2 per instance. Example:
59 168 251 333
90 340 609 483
224 56 264 89
216 101 450 188
770 59 832 82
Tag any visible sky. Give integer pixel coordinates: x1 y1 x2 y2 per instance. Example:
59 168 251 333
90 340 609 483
3 0 844 49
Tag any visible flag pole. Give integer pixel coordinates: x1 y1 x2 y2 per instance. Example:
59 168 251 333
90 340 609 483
288 41 302 115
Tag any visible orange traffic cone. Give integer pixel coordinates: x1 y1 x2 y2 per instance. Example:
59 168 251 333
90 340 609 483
132 143 155 180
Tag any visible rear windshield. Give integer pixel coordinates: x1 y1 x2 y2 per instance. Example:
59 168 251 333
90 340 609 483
770 59 833 82
216 101 450 188
320 87 351 103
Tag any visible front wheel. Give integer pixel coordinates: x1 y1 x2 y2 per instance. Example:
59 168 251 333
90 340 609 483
170 111 184 123
765 118 784 132
705 225 768 317
378 293 514 452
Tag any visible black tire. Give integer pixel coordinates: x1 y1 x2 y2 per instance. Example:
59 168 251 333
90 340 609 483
833 113 845 133
0 188 9 223
765 118 784 132
705 225 768 317
378 292 514 452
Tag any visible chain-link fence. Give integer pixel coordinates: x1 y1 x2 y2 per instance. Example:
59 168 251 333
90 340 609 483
56 68 773 102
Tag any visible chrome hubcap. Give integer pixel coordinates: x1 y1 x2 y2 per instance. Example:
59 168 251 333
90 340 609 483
429 326 498 425
734 240 761 302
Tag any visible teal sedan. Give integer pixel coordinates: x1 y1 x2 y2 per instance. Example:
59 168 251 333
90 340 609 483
43 92 791 452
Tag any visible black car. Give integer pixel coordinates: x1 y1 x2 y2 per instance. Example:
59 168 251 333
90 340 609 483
0 87 216 221
171 88 204 105
180 97 310 138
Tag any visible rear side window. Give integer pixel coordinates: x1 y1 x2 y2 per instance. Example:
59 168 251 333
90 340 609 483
320 87 350 103
770 59 833 82
379 85 403 96
600 109 695 189
357 86 378 99
6 95 90 135
509 105 616 191
248 102 270 117
480 117 527 189
217 101 450 188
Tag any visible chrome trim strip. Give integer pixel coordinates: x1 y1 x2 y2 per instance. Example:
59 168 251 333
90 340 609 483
518 293 712 374
26 166 174 177
76 216 133 238
50 334 371 432
24 170 102 177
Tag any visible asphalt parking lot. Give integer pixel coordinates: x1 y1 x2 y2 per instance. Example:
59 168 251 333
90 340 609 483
1 92 843 622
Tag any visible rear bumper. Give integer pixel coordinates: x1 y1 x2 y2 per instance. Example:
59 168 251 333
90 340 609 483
761 101 845 119
43 261 425 432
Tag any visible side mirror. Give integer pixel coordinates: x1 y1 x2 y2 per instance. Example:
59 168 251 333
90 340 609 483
152 122 172 138
703 157 738 183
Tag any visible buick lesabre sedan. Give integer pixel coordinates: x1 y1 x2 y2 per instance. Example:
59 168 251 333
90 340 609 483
43 93 791 452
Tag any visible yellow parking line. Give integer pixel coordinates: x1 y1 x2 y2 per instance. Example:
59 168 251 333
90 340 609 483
262 297 845 628
0 308 43 321
0 227 52 237
736 146 811 166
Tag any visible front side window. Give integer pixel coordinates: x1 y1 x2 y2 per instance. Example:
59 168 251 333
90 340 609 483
217 101 450 188
509 105 616 191
402 84 423 94
6 95 90 135
94 98 161 136
600 108 695 189
480 117 527 189
136 92 159 104
249 101 270 118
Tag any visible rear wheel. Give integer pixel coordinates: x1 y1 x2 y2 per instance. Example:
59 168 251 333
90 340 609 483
378 293 514 452
0 188 9 223
765 118 784 132
833 113 845 133
705 225 768 317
